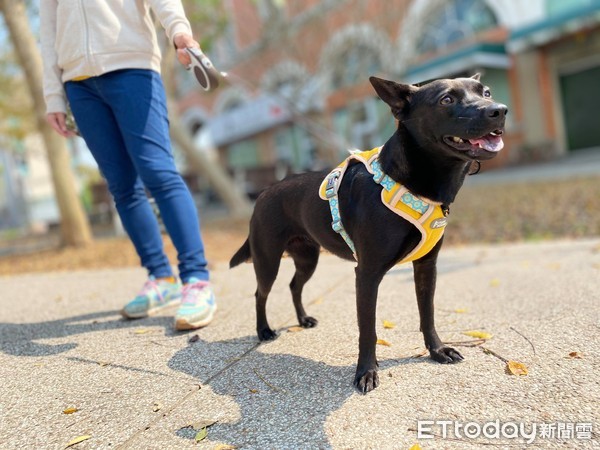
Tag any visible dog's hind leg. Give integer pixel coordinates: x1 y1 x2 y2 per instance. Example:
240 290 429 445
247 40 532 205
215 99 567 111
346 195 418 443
287 239 320 329
251 237 285 342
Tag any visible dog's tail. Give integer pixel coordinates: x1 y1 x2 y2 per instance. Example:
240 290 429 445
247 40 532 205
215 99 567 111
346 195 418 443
229 238 251 268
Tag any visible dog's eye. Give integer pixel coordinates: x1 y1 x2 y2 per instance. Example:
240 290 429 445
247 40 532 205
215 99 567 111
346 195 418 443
483 89 491 98
440 95 453 105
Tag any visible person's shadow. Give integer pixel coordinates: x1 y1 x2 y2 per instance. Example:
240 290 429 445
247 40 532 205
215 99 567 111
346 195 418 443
0 311 175 357
168 332 429 448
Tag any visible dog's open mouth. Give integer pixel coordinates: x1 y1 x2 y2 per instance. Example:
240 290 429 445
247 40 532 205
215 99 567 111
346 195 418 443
443 130 504 155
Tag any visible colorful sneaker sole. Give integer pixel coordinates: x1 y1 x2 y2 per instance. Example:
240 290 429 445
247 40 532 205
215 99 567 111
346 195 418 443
174 304 217 330
120 296 181 319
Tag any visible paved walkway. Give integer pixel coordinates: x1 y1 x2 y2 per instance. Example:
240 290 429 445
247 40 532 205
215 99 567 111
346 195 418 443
466 147 600 186
1 238 599 449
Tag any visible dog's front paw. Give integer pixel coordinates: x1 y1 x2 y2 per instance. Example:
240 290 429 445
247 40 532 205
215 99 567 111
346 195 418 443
299 316 318 328
258 327 278 341
430 346 464 364
353 368 380 394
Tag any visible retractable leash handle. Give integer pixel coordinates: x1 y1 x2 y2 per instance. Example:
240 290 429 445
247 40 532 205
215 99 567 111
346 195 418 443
185 47 226 92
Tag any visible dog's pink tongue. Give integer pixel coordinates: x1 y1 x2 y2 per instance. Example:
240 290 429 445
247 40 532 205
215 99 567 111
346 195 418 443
468 134 504 152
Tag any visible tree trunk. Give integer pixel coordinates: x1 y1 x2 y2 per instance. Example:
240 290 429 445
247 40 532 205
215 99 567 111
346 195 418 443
168 112 253 218
162 44 252 219
0 0 93 246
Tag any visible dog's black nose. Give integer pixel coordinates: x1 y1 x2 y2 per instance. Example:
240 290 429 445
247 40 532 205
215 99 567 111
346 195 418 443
487 103 508 118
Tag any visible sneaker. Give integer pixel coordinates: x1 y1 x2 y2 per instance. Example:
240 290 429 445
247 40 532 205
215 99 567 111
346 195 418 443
174 278 217 330
121 276 182 319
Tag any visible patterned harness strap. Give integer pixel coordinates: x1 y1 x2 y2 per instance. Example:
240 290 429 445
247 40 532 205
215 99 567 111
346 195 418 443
324 168 357 259
323 154 423 261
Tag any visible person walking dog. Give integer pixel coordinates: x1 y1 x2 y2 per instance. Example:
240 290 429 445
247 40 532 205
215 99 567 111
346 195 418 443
40 0 216 331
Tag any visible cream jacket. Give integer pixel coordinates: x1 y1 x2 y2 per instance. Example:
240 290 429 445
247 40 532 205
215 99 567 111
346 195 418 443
40 0 192 114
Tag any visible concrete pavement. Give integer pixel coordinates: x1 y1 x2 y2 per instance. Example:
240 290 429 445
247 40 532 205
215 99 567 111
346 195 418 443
1 238 599 449
465 147 600 186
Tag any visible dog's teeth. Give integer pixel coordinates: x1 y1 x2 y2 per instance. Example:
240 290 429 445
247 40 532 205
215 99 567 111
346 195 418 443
452 136 463 143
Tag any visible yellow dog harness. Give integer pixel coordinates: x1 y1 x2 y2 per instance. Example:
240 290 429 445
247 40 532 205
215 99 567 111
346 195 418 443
319 147 448 263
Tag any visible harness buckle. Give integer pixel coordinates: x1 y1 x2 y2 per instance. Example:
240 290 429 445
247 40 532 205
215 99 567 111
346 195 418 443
331 219 344 233
325 171 341 199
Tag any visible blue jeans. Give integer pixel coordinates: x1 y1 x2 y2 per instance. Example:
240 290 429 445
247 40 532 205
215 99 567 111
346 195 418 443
65 69 209 282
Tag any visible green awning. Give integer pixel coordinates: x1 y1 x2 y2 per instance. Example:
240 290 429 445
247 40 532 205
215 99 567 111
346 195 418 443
403 43 509 84
509 3 600 51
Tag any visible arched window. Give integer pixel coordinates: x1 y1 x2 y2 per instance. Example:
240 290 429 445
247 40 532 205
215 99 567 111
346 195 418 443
415 0 498 56
179 107 209 137
221 99 244 112
213 87 249 114
331 44 382 89
320 23 393 92
261 60 309 101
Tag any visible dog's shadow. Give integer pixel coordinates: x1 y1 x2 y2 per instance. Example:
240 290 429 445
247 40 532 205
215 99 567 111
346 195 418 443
168 332 428 448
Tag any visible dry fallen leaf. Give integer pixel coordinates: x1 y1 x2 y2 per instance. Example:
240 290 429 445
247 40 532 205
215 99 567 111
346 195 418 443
249 389 259 394
97 361 110 367
64 435 91 448
567 351 583 359
506 361 528 376
382 320 396 329
177 420 217 442
133 329 152 335
313 297 324 305
409 444 422 450
463 330 493 340
287 326 304 333
213 445 236 450
454 308 468 313
63 407 78 415
195 427 208 442
152 402 162 412
376 339 392 347
489 278 500 287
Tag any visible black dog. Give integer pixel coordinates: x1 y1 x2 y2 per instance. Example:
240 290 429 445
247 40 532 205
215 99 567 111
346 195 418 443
230 74 507 393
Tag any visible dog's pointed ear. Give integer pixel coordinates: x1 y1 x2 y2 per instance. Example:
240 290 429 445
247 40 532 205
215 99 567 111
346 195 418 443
369 76 416 119
471 73 481 81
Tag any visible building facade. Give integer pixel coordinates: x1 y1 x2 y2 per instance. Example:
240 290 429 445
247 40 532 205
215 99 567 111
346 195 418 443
177 0 600 196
